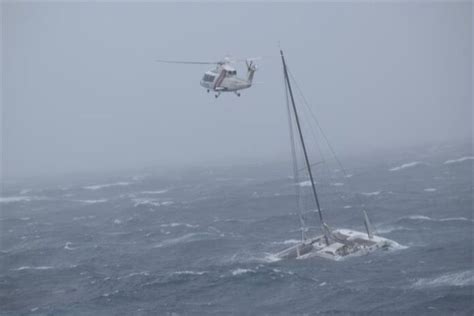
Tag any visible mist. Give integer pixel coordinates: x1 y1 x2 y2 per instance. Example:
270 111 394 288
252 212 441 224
2 2 472 179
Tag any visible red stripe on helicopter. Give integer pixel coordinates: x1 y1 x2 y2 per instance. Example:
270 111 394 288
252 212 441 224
214 69 226 90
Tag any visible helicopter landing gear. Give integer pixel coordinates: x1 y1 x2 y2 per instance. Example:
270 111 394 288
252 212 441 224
215 92 221 98
234 92 241 97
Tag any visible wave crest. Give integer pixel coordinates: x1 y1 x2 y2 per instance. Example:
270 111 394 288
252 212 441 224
413 270 474 288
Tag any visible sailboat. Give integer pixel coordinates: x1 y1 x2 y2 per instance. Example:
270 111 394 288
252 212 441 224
276 50 401 261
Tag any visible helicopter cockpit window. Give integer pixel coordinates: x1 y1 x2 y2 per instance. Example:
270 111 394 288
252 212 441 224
227 70 237 76
202 74 215 82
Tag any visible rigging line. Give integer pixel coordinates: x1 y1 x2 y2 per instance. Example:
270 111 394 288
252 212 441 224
298 101 356 208
280 50 329 245
286 68 368 211
287 67 352 209
287 74 378 239
283 69 307 241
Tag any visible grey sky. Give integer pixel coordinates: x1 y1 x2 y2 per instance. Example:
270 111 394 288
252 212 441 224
2 2 472 179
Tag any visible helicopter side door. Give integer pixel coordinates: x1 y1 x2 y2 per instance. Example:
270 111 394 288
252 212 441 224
213 69 227 90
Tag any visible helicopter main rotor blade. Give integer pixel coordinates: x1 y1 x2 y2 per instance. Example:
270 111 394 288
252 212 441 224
155 59 218 65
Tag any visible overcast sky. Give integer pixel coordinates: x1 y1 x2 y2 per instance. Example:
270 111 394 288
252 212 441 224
2 2 472 179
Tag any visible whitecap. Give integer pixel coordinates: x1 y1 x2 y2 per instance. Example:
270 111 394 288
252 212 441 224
331 183 344 186
444 156 474 164
113 219 122 224
83 182 130 190
343 205 352 209
361 191 381 196
0 196 43 203
160 223 198 228
231 268 255 276
102 290 119 297
172 270 207 276
407 215 432 220
404 215 472 222
118 271 150 279
141 189 168 194
73 215 96 221
389 161 424 171
271 239 300 246
133 198 174 207
75 199 108 204
64 242 75 250
262 253 283 263
439 217 473 222
154 233 212 248
412 270 474 288
298 180 312 187
377 226 412 234
14 266 54 271
423 188 437 192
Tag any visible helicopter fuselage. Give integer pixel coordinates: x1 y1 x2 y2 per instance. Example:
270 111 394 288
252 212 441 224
200 64 255 97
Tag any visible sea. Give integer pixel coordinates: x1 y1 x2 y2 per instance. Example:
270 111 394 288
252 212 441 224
1 142 473 315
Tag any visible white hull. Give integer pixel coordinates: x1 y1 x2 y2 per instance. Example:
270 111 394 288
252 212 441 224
276 229 401 261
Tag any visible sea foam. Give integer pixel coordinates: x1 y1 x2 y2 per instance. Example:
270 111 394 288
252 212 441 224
389 161 424 171
83 182 130 190
444 156 474 164
412 270 474 289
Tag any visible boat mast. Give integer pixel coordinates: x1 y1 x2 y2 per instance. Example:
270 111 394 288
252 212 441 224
280 49 330 245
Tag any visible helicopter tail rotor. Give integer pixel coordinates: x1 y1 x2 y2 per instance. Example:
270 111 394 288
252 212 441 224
246 60 258 84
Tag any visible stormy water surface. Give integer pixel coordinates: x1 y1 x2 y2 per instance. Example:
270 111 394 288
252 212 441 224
1 143 473 315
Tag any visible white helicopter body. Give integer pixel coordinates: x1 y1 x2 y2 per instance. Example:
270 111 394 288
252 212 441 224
157 57 257 98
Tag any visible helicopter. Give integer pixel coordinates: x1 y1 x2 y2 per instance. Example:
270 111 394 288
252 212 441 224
156 57 258 98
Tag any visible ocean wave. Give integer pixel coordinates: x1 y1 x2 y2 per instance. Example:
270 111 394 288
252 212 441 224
377 226 413 234
172 270 207 276
73 215 96 221
0 196 45 204
13 266 55 271
361 191 381 197
133 198 174 207
83 182 130 190
412 270 474 289
385 241 408 251
64 242 75 250
444 156 474 164
160 223 199 228
75 199 108 204
225 251 282 264
271 239 300 246
389 161 425 171
263 253 283 263
423 188 437 192
118 271 150 279
402 215 473 223
298 180 312 187
231 268 255 276
140 189 169 194
153 233 213 248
